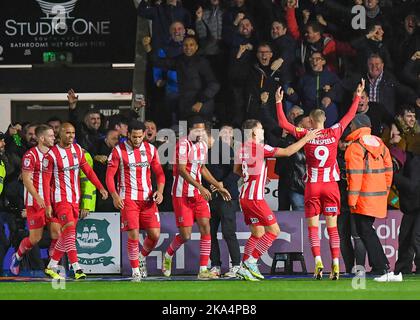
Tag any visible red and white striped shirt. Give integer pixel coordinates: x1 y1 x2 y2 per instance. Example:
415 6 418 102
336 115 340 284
106 141 165 201
172 138 208 198
294 124 342 183
43 143 103 205
22 146 46 207
237 142 278 200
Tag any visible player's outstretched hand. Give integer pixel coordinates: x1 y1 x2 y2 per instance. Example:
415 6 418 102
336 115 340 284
356 78 365 96
100 188 108 200
218 187 232 201
275 86 284 103
153 191 163 205
199 186 212 201
305 129 322 141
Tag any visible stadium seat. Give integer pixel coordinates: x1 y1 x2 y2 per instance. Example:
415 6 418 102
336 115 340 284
271 252 307 275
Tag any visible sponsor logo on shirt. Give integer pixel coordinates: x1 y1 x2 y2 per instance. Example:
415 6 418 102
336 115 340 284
128 161 150 168
63 164 80 171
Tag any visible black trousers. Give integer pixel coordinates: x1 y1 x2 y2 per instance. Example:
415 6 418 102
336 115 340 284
209 197 241 268
394 211 420 274
353 214 389 273
277 178 291 211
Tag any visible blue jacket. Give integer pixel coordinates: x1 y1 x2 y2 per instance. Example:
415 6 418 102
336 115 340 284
153 40 183 95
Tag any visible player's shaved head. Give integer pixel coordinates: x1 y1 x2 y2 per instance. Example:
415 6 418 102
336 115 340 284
58 122 76 147
60 122 75 133
309 109 326 124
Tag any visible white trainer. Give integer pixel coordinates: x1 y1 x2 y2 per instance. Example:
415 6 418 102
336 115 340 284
373 271 403 282
224 265 241 278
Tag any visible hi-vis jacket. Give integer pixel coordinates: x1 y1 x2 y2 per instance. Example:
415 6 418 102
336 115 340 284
80 151 96 212
0 160 5 195
345 127 393 218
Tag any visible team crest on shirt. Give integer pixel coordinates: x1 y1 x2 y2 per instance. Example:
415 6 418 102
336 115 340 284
140 150 146 157
179 146 187 155
60 215 67 221
267 215 274 221
24 158 31 168
30 219 35 226
73 153 78 159
42 158 49 168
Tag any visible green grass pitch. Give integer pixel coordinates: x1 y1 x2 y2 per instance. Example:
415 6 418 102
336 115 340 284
0 276 419 300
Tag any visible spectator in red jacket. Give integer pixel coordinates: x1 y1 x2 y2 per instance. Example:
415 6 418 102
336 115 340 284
284 0 355 74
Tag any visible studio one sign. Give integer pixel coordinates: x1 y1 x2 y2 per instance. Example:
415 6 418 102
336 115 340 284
5 0 110 37
0 0 136 63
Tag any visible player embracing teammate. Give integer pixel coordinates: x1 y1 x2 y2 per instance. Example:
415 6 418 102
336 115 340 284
234 120 321 281
275 79 366 280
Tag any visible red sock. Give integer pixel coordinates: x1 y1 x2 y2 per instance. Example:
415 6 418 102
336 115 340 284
140 237 158 257
17 237 33 258
167 234 186 257
251 232 277 259
52 234 66 262
199 234 211 267
308 226 321 257
127 238 139 268
63 227 78 264
327 226 340 259
49 239 57 258
243 235 259 261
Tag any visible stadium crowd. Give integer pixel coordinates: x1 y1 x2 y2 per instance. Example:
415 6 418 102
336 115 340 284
0 0 419 280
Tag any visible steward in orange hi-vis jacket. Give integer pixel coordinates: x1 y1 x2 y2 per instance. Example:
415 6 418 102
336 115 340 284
345 126 393 218
343 113 401 282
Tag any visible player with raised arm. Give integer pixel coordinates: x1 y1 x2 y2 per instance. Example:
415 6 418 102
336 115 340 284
162 116 232 280
233 119 321 281
9 125 62 278
275 79 365 280
106 120 165 282
43 123 108 280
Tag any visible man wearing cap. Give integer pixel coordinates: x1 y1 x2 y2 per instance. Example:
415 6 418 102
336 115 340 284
344 113 401 282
